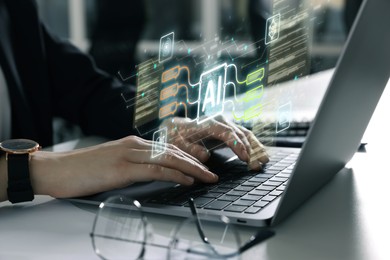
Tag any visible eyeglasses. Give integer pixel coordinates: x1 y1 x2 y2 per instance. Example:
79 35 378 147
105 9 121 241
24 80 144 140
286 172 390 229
90 195 275 259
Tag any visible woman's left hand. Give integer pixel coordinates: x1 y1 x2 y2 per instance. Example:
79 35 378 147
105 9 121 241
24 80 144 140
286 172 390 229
161 116 269 170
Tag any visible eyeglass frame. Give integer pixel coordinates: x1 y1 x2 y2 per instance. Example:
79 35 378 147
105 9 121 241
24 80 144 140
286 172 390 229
90 196 275 259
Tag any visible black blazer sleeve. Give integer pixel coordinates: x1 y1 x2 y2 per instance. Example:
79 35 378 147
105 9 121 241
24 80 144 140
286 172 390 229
42 26 136 140
4 0 136 145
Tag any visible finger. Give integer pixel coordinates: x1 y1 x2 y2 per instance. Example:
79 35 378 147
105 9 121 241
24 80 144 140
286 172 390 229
125 148 218 183
203 120 250 162
247 134 269 164
165 142 204 165
214 116 252 154
173 139 210 163
120 135 203 165
247 160 261 171
124 163 196 186
237 125 270 169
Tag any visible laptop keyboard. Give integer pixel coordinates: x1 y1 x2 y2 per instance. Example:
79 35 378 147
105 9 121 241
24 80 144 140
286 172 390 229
142 150 298 214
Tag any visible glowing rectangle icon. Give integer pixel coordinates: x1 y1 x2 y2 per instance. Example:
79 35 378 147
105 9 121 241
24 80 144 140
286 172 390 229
197 63 227 124
159 32 175 63
265 14 280 45
243 85 264 103
152 127 168 158
246 68 265 85
276 102 292 133
162 66 180 83
160 83 178 101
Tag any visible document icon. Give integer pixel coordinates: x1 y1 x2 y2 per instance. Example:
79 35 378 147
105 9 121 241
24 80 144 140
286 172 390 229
152 127 168 158
265 14 280 45
159 32 175 63
276 102 292 133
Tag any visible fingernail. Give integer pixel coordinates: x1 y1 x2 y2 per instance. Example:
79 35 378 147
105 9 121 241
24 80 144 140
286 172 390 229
196 149 210 163
259 152 270 164
207 170 219 181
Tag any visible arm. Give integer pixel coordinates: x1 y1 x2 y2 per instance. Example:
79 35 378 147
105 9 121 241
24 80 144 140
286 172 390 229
0 136 218 203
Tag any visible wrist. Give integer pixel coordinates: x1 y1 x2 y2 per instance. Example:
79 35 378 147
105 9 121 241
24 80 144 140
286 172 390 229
29 151 63 198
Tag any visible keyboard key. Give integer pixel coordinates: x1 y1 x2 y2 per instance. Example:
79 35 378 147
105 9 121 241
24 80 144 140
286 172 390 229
211 187 231 193
233 199 255 207
276 173 291 178
256 185 274 191
269 190 283 196
224 205 248 213
280 159 296 163
253 200 269 208
230 179 247 184
273 163 291 167
234 186 254 192
218 183 239 189
169 197 190 206
249 189 269 196
268 166 286 171
263 180 283 186
204 200 231 210
190 197 214 207
245 207 262 214
262 195 276 202
242 181 261 187
225 190 246 197
241 194 262 201
202 192 223 198
270 176 289 182
255 173 274 178
218 195 240 202
276 185 286 191
248 177 268 183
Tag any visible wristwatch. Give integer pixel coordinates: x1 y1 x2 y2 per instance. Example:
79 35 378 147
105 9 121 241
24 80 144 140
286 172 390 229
0 139 40 203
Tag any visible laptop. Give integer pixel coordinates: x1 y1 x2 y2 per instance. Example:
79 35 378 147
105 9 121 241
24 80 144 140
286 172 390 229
73 0 390 227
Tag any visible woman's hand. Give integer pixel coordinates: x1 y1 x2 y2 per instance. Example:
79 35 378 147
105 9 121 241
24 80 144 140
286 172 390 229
29 135 218 199
161 116 269 170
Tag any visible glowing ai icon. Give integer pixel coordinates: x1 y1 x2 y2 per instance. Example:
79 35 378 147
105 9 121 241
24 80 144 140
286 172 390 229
276 102 292 133
265 14 281 45
152 127 168 158
159 32 175 63
197 63 227 124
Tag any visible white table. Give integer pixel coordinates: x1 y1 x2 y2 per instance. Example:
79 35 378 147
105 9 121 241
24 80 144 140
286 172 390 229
1 73 389 260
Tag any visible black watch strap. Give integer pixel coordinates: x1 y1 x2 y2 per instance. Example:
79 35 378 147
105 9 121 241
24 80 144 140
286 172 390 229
7 153 34 203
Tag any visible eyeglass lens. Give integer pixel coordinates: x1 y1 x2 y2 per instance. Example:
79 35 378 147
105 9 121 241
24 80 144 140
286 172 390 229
168 215 241 259
92 196 242 259
91 196 147 260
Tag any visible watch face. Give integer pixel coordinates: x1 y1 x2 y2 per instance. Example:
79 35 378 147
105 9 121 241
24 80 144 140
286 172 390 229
0 139 39 154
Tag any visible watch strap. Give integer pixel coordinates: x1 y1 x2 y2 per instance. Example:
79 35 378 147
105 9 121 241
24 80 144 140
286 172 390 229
7 153 34 203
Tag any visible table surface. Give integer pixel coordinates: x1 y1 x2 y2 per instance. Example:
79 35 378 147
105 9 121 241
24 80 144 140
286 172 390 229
1 72 389 260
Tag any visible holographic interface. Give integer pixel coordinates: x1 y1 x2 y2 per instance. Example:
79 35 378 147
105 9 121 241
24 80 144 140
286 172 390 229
119 0 324 157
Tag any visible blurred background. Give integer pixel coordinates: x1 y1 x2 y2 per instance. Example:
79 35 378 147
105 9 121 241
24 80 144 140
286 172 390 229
34 0 360 143
35 0 354 76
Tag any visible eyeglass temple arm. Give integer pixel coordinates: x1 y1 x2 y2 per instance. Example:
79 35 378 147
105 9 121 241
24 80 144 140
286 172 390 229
238 229 275 254
188 198 275 255
188 198 211 245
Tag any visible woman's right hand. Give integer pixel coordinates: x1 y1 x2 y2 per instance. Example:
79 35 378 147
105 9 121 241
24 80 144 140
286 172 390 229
29 135 218 199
